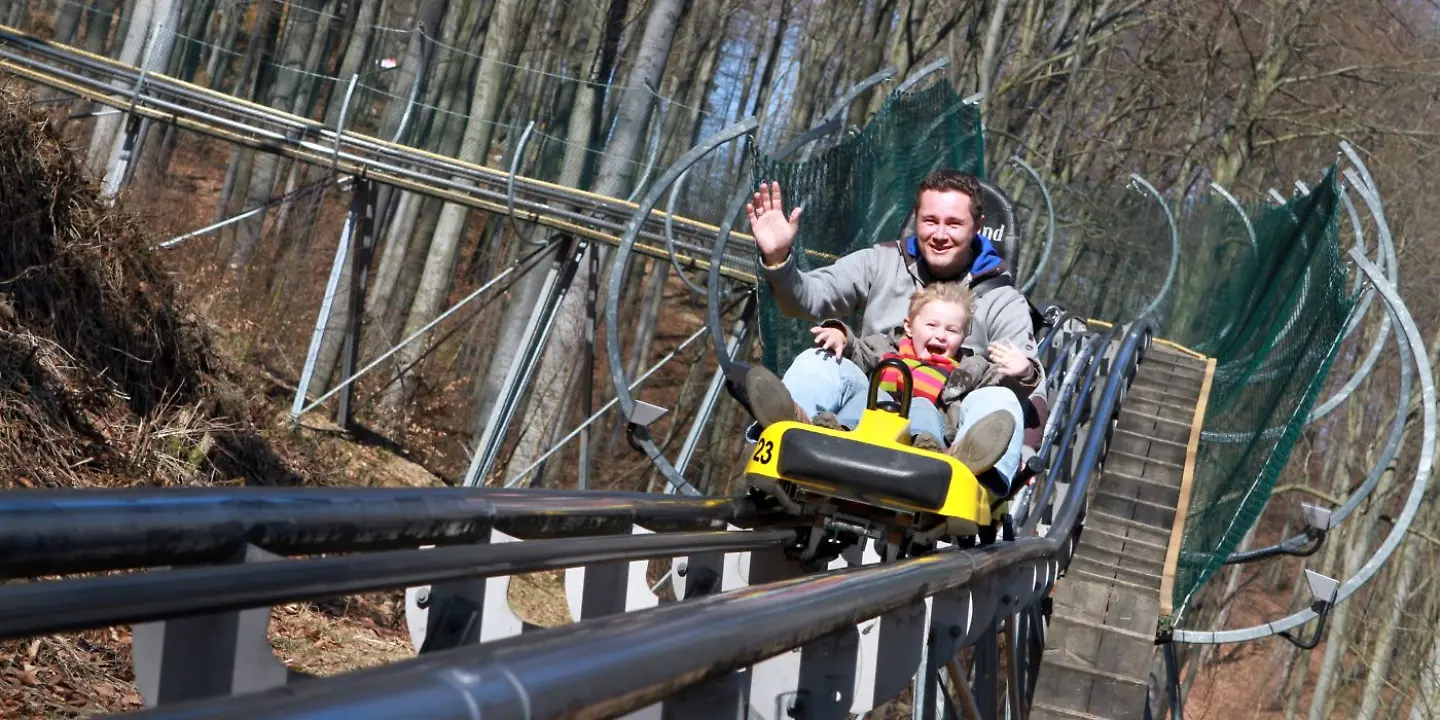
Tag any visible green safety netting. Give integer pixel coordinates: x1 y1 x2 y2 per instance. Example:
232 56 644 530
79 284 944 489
976 166 1353 619
751 81 985 372
1168 167 1355 619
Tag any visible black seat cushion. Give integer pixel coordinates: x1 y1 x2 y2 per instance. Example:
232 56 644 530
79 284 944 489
777 428 952 510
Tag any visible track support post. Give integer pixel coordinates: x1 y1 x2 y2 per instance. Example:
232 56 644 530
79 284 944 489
468 234 589 487
131 544 308 707
335 175 378 429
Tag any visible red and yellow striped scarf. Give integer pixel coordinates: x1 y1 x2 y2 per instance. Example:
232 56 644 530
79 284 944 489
878 337 958 405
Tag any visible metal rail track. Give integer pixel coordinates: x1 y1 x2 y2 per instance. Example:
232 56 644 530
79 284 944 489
0 24 773 283
0 486 776 578
0 528 795 641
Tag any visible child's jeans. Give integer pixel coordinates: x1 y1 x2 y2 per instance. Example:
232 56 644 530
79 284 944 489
748 348 948 441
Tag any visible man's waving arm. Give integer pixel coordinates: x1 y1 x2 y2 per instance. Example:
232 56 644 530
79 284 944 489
749 180 872 320
763 246 876 321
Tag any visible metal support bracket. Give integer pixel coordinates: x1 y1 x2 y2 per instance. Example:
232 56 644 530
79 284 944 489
1278 570 1338 649
131 544 310 707
625 401 671 454
468 235 590 487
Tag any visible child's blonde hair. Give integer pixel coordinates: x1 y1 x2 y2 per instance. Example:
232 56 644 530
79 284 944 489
907 282 975 327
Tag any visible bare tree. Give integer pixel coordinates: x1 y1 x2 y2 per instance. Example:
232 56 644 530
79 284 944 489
499 0 690 485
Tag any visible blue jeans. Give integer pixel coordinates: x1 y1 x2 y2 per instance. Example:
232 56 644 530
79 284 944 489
747 349 1025 489
949 386 1025 491
779 349 948 441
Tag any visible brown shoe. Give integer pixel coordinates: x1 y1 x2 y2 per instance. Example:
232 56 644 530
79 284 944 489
812 411 844 431
948 411 1016 474
745 365 809 428
911 432 945 453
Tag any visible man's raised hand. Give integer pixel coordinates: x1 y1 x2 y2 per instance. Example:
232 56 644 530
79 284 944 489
747 181 803 266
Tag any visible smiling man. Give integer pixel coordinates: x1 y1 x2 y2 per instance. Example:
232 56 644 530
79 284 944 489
739 169 1040 494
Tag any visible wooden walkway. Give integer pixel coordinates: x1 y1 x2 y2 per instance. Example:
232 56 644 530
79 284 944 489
1032 341 1214 720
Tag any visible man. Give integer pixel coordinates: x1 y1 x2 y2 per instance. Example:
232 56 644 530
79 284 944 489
738 169 1042 494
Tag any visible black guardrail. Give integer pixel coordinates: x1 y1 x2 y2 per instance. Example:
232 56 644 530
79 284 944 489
0 529 796 640
0 487 774 578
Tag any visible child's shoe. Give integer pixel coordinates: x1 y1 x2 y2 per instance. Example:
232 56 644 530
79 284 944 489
812 411 845 431
948 411 1016 475
911 432 946 453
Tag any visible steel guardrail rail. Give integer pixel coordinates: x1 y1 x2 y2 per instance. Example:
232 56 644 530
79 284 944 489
0 25 765 283
0 487 775 578
0 529 797 641
110 323 1154 720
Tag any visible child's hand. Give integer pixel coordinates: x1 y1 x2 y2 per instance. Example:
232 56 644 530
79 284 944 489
988 340 1032 377
811 325 847 355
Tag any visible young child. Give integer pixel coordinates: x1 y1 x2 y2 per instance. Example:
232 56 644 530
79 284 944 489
747 281 1041 474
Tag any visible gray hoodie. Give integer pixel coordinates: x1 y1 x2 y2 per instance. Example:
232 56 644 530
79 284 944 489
762 235 1046 400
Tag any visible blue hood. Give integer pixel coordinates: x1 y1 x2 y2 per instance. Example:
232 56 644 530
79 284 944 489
905 232 1005 277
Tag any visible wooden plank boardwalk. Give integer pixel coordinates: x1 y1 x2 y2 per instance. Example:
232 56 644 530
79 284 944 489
1032 341 1215 720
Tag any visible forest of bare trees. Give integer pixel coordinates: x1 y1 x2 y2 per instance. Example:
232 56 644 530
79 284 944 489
4 0 1440 715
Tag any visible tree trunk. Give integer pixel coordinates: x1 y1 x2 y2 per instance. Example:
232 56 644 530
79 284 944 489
368 0 477 359
384 0 525 409
204 0 243 88
978 0 1014 110
844 0 894 126
88 0 162 174
213 1 280 250
733 5 770 119
469 0 605 434
1410 602 1440 720
500 0 687 486
54 0 85 44
228 0 329 268
133 0 217 186
364 0 457 332
82 0 120 56
376 197 445 357
4 1 28 31
1359 537 1418 719
749 0 792 124
324 0 382 125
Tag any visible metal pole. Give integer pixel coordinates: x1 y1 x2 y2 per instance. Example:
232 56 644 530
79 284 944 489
463 236 589 487
335 177 377 428
608 119 759 497
506 321 714 487
896 57 952 94
295 240 556 418
290 197 356 420
156 175 350 250
578 245 599 490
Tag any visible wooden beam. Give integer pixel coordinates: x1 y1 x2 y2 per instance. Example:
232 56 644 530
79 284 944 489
1159 356 1216 617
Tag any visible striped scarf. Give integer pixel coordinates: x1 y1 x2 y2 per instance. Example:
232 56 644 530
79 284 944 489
878 337 958 405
